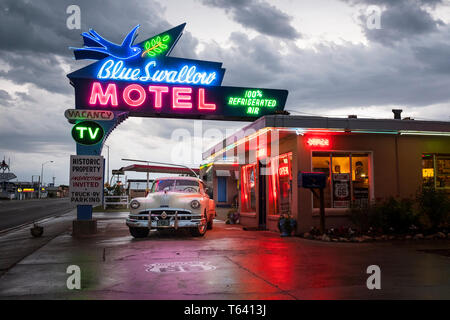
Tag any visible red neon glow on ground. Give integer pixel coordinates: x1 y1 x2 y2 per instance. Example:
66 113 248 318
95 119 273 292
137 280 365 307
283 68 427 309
123 84 146 107
172 87 192 109
149 86 168 108
89 82 118 106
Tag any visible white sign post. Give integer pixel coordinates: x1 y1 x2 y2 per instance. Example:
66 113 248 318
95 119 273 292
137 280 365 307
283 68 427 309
69 155 104 206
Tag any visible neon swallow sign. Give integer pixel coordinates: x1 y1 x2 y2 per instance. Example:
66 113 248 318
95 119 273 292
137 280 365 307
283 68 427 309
67 23 288 121
71 25 142 60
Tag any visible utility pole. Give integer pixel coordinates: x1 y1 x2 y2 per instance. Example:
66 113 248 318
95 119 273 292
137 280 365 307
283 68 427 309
39 160 53 199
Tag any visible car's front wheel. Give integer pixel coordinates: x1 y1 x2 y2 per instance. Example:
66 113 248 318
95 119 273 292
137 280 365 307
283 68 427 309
191 212 207 237
129 227 149 238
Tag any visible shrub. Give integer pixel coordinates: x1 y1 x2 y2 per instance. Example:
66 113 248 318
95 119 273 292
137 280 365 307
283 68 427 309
416 185 450 231
349 197 418 234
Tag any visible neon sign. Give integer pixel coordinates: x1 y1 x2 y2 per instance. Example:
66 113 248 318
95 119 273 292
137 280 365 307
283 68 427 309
68 23 288 121
64 109 114 121
71 25 142 61
227 90 278 115
71 121 104 145
141 34 171 57
306 137 330 147
87 82 216 111
96 59 217 85
279 165 290 177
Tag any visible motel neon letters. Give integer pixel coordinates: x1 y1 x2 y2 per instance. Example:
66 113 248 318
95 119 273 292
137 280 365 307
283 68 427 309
89 82 216 111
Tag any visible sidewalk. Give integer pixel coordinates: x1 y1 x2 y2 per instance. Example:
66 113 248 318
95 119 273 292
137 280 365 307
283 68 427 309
0 211 449 300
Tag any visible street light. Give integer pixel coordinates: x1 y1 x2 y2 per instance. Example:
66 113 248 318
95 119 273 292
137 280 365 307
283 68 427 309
121 158 199 196
39 160 54 199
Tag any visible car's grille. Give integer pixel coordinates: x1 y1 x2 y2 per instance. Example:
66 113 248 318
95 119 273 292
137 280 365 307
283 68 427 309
151 210 194 221
130 210 201 221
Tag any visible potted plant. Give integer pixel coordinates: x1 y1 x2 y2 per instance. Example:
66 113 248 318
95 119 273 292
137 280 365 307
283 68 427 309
278 214 297 237
226 209 239 224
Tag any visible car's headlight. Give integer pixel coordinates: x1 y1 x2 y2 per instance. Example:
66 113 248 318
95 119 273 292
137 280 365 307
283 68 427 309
130 200 140 209
190 200 200 209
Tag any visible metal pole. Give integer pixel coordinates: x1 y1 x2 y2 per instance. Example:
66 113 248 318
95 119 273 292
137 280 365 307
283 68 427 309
39 161 53 199
39 163 43 199
319 187 325 234
107 145 110 186
146 161 150 196
104 145 110 186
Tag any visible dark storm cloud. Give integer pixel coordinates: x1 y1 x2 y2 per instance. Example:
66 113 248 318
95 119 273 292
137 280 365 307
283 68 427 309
0 51 72 94
198 24 450 113
0 0 199 92
200 0 301 39
345 0 445 45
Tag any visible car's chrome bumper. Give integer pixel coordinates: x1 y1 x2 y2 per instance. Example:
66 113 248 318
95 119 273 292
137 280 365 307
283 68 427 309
126 218 202 229
126 207 203 229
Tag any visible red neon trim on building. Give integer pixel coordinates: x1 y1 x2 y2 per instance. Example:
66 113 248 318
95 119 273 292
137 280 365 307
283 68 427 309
306 137 330 147
172 87 192 109
149 86 169 108
89 82 118 106
198 88 216 110
123 84 146 107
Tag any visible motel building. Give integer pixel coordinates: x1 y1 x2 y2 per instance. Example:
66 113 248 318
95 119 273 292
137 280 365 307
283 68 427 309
201 111 450 233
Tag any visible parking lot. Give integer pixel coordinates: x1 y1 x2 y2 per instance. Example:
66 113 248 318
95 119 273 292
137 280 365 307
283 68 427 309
0 211 449 300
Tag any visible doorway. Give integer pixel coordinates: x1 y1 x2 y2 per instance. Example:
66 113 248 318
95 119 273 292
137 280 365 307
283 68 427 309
258 161 266 230
217 176 227 203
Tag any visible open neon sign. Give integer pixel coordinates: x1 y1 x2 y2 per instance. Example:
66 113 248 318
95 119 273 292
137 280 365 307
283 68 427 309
306 137 330 147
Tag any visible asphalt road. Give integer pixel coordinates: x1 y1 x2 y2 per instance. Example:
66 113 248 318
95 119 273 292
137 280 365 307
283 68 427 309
0 198 75 231
0 212 448 299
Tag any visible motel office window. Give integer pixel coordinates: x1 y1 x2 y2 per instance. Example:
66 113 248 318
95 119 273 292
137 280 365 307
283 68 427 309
312 152 370 208
268 152 293 216
240 164 257 212
422 154 450 190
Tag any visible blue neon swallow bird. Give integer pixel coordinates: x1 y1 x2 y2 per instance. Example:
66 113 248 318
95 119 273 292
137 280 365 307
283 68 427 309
71 25 142 60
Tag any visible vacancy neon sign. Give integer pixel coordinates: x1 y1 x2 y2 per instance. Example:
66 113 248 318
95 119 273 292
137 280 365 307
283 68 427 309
89 82 216 110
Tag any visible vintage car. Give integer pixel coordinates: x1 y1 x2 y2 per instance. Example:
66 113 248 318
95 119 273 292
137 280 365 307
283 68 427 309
126 176 216 238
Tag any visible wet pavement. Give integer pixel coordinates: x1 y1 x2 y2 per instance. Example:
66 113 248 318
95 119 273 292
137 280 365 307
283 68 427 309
0 211 449 300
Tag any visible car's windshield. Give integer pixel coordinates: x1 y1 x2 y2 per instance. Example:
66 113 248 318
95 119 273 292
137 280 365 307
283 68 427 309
151 179 199 193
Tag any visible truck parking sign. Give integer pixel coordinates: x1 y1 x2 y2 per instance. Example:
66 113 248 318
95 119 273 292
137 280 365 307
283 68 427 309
69 155 104 205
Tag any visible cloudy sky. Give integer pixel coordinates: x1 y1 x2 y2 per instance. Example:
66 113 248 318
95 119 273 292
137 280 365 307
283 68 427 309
1 0 450 185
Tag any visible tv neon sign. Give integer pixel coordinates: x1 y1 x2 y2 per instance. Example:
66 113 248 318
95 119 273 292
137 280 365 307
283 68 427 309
71 121 105 145
306 137 330 147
